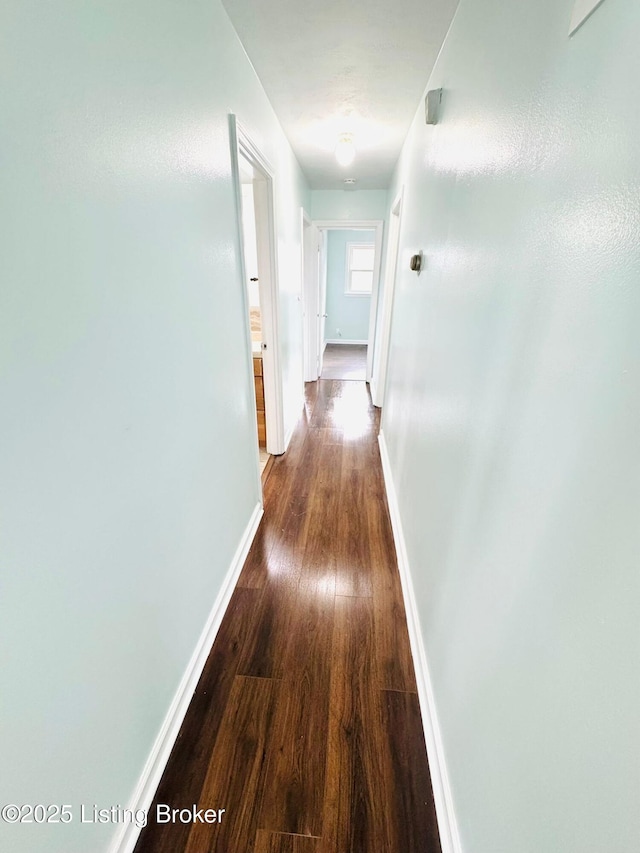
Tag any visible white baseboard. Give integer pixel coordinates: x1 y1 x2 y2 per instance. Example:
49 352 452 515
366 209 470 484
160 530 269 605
108 501 263 853
378 430 462 853
324 338 368 345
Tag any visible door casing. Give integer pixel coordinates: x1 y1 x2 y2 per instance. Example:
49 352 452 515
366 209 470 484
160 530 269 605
305 219 384 382
229 114 285 470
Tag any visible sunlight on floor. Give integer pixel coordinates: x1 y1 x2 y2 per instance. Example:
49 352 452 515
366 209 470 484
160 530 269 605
326 384 373 439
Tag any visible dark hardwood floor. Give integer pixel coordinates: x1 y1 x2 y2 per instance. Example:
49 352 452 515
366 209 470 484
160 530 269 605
134 379 441 853
321 344 367 380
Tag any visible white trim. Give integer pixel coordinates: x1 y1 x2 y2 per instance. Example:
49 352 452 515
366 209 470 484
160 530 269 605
378 430 462 853
229 114 286 457
301 209 317 383
311 220 384 384
345 240 375 296
324 338 368 345
108 502 263 853
318 229 328 377
371 188 403 408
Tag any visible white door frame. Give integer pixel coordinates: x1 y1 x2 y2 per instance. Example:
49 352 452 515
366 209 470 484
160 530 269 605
371 189 403 407
301 209 318 383
229 114 285 460
309 219 384 382
317 229 328 377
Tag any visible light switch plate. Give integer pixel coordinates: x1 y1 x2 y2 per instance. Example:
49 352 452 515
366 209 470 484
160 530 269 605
425 89 442 125
569 0 606 35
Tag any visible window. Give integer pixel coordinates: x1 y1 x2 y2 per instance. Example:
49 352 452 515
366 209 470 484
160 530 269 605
345 243 375 295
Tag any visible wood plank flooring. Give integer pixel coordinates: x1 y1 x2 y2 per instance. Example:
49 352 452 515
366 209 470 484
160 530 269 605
321 344 367 380
134 379 441 853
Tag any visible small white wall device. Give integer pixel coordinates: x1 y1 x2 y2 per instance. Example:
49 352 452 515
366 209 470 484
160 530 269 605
425 89 443 125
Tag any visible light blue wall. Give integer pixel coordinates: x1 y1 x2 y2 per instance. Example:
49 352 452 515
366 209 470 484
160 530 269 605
382 0 640 850
0 1 308 851
324 230 375 343
311 189 388 221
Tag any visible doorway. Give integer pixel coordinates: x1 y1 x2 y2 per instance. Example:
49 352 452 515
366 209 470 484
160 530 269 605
230 115 285 483
304 219 383 384
238 155 269 474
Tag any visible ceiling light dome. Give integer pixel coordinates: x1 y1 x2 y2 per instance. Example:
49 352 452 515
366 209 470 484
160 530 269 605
335 133 356 167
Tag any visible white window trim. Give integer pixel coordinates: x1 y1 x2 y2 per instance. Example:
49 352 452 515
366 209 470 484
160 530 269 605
345 241 375 297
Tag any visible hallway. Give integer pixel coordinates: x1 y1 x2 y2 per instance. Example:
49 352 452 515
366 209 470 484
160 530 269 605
135 379 440 853
320 344 367 381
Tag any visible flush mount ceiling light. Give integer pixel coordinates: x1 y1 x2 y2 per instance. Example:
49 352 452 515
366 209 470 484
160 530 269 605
335 133 356 167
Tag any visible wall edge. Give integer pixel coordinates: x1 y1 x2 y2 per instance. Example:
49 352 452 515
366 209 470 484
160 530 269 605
378 429 462 853
108 501 264 853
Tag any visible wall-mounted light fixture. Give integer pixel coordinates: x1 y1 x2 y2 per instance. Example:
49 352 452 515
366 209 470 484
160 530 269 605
335 133 356 167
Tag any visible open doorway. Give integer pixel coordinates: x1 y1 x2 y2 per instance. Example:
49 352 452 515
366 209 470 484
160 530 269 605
238 156 270 475
230 115 284 486
304 219 383 383
321 230 375 380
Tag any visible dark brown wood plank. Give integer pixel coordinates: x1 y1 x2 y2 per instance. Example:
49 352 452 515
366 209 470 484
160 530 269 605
320 344 367 381
134 586 261 853
138 377 440 853
382 689 441 852
372 575 417 692
183 675 278 853
265 430 324 502
335 468 373 598
254 830 321 853
366 481 418 693
237 557 302 679
341 432 379 471
258 573 335 836
298 442 341 584
317 427 343 446
307 382 336 429
321 595 393 853
261 452 275 484
237 521 277 590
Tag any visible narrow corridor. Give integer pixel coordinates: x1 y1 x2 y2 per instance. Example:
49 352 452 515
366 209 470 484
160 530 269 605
135 379 440 853
321 344 367 381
